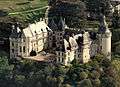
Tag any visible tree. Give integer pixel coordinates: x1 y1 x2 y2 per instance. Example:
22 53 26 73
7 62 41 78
48 0 87 28
101 58 111 68
0 56 14 87
62 83 72 87
57 76 64 87
91 70 100 79
112 10 120 28
52 64 66 77
78 79 93 87
85 0 112 16
92 79 101 87
79 71 88 80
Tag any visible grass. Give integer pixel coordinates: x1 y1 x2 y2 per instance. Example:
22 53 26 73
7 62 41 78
0 0 47 13
0 0 48 25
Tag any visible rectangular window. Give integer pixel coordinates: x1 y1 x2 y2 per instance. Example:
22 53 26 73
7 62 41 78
59 52 60 56
58 57 60 62
62 52 64 56
60 37 62 39
20 46 22 52
74 55 76 58
62 57 64 62
60 33 62 36
23 39 25 42
12 49 14 53
12 42 14 47
23 46 25 53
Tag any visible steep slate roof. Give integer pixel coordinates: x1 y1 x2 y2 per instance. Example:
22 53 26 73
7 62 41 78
10 24 22 38
11 21 51 37
98 14 110 34
10 21 51 38
58 17 65 31
48 19 58 30
22 21 51 38
56 31 83 52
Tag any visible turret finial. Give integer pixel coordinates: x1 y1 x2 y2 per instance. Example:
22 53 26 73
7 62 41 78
99 13 110 33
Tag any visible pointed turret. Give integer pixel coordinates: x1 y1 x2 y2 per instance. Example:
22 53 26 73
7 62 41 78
10 23 21 38
48 0 56 6
48 19 58 30
58 17 65 31
99 14 109 33
98 14 112 60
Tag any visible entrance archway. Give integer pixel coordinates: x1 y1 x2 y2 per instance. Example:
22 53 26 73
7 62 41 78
30 50 37 56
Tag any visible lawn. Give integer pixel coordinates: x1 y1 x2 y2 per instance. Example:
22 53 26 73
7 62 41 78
0 0 47 13
0 0 48 25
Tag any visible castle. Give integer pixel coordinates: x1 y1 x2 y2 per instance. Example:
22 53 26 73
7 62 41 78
9 12 112 65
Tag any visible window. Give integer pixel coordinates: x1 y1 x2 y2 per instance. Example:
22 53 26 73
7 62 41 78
20 46 22 52
60 33 62 35
60 41 63 44
12 49 14 53
59 52 60 56
23 39 25 42
12 42 14 47
23 46 25 53
46 27 48 31
62 57 64 62
53 36 56 41
74 55 76 58
58 57 60 62
62 52 64 56
60 37 63 39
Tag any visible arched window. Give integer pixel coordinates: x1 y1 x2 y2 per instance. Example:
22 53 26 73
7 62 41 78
30 50 37 56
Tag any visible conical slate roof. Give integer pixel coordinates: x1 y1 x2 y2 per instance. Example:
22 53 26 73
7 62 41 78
98 14 110 34
58 17 65 31
48 19 58 30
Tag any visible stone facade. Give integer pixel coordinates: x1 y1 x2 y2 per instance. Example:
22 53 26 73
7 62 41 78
10 15 112 65
10 21 52 59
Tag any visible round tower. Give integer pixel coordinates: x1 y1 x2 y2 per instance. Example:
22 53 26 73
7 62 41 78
98 14 112 60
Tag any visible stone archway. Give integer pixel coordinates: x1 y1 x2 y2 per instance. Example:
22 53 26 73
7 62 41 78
30 50 37 56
